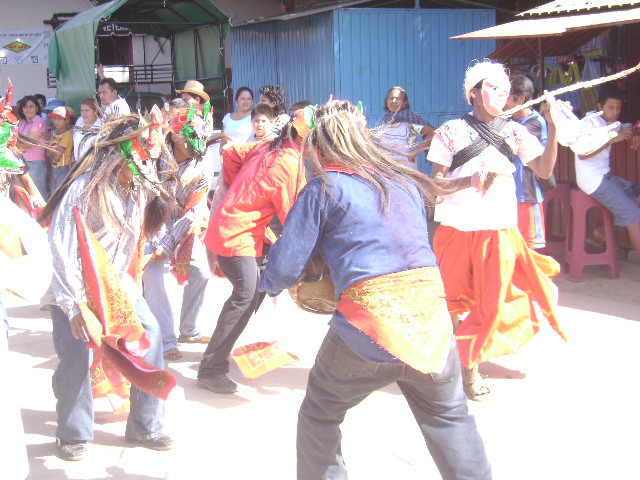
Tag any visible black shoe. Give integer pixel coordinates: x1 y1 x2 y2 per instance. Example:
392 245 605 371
124 433 175 451
56 439 87 461
197 374 238 394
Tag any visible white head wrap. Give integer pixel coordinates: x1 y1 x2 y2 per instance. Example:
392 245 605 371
463 60 511 105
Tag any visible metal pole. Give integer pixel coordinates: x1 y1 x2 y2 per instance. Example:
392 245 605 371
538 37 545 93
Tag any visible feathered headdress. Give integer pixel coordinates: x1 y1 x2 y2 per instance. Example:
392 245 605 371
0 79 26 174
168 101 214 156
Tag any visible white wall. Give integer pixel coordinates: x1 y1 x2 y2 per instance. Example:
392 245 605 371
0 0 90 102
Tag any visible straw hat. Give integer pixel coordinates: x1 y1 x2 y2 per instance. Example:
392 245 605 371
176 80 210 103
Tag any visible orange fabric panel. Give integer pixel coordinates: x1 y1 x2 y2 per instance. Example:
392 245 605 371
434 225 566 369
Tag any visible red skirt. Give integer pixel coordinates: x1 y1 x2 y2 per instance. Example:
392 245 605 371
434 225 566 368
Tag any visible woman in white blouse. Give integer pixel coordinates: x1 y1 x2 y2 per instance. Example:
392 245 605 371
220 87 254 151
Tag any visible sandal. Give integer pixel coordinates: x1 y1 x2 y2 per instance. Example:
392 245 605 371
462 364 491 401
163 348 183 361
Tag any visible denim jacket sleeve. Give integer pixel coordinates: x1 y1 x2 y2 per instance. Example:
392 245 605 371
258 182 324 296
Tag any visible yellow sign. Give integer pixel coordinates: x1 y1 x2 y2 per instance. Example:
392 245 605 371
3 40 30 53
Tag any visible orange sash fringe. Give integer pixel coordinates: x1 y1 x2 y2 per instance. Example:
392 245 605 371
170 187 208 285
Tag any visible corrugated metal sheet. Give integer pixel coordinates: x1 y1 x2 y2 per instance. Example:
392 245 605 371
231 8 495 172
274 14 335 105
333 9 495 129
230 14 334 105
230 22 278 97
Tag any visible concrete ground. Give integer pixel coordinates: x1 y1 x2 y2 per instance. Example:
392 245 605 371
4 258 640 480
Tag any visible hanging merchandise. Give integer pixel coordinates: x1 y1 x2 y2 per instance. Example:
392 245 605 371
546 63 582 115
580 58 600 114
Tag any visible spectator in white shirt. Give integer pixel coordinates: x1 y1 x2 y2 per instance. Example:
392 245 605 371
97 78 130 119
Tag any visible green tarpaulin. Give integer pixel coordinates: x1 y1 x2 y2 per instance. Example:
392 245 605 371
48 0 229 111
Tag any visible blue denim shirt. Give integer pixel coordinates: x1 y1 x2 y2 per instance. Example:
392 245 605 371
259 171 438 363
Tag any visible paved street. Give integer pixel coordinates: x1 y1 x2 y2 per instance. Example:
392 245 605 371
4 261 640 480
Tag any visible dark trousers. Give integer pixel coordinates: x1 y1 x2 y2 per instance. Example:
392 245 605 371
297 329 492 480
198 255 262 379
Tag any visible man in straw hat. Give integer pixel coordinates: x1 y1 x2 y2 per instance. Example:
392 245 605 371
176 79 210 105
143 97 215 360
427 60 567 401
259 100 493 480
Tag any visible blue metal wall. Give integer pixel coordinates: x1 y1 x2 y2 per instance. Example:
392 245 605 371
231 8 495 171
333 8 495 127
230 14 334 106
232 8 494 116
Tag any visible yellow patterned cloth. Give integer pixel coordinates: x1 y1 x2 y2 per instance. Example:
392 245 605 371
338 266 453 374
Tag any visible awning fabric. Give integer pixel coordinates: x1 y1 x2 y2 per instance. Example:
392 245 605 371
48 0 230 111
453 7 640 40
518 0 640 17
453 6 640 60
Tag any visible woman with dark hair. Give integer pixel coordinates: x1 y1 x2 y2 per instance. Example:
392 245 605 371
258 101 492 480
220 86 254 151
378 86 435 169
17 95 48 199
258 84 290 138
197 115 306 394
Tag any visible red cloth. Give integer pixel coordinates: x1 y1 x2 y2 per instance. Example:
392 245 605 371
74 207 176 403
517 201 545 249
232 342 298 380
205 139 306 257
169 187 209 285
434 225 566 369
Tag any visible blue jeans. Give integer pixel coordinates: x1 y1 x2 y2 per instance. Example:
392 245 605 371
591 174 640 227
198 255 262 379
50 165 70 195
297 329 492 480
50 296 165 443
27 160 50 200
142 239 211 351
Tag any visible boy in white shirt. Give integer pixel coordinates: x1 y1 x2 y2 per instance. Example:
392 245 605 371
574 88 640 256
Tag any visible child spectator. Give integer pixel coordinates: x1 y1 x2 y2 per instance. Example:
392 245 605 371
289 100 311 117
248 104 275 142
504 74 551 249
574 88 640 257
34 94 47 122
46 106 73 193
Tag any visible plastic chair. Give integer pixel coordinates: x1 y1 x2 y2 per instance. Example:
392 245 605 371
565 188 619 281
540 182 571 254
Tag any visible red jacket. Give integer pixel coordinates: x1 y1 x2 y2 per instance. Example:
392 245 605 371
205 139 306 257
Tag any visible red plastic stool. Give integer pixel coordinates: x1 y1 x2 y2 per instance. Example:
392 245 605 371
565 188 619 281
540 182 571 254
